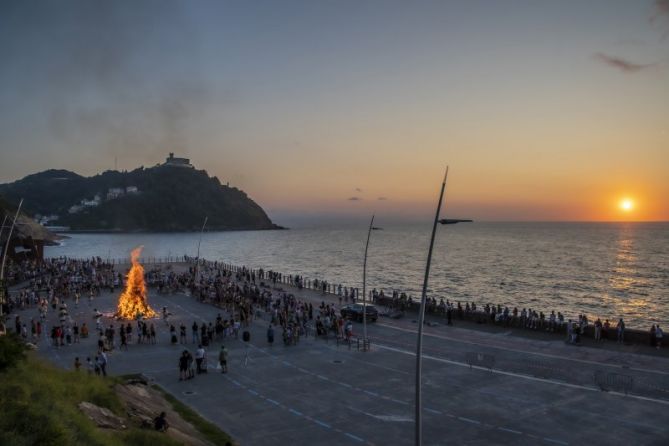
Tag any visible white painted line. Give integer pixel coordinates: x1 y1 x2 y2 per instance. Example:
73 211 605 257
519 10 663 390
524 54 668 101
313 420 331 429
364 390 379 397
497 427 522 434
390 398 409 405
289 408 303 416
458 417 481 425
248 389 258 396
376 322 669 376
544 437 569 445
266 398 280 406
425 408 442 414
375 343 669 406
344 432 365 442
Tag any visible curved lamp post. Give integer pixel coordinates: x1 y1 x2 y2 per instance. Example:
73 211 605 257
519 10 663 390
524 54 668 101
362 214 375 348
415 169 448 446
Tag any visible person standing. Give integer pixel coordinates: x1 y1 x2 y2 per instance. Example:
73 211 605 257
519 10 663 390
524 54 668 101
192 321 199 344
179 324 187 344
98 351 108 376
650 325 657 348
617 318 625 344
120 328 128 351
267 325 274 346
656 325 663 350
178 351 188 381
195 345 205 374
218 345 228 373
594 318 602 341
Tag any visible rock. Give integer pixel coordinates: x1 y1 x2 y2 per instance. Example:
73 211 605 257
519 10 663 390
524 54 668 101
115 383 214 446
78 401 127 430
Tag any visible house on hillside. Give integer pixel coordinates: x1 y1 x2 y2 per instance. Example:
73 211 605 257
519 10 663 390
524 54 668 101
107 188 125 200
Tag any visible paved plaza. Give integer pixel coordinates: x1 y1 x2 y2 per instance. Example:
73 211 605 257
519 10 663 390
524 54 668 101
15 280 669 446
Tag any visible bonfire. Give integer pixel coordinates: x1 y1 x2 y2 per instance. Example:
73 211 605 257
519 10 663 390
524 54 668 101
116 246 157 319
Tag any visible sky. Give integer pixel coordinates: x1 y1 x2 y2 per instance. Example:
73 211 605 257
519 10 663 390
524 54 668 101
0 0 667 225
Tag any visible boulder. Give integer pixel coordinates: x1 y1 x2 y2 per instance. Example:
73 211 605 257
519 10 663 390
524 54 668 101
78 401 127 430
115 383 214 446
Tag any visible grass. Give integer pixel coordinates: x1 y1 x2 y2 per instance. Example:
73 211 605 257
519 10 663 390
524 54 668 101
0 352 181 446
152 384 235 446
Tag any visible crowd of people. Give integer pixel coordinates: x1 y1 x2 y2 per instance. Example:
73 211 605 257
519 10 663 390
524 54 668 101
2 254 664 383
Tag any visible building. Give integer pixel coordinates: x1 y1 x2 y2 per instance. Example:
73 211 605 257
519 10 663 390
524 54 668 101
107 188 125 200
163 152 193 168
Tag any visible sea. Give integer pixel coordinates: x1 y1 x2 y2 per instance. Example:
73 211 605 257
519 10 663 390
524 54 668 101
45 222 669 329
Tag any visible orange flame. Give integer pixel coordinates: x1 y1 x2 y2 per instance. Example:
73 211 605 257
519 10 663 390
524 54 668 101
116 246 157 319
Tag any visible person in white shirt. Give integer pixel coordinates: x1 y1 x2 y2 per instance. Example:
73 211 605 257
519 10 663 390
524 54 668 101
195 345 206 374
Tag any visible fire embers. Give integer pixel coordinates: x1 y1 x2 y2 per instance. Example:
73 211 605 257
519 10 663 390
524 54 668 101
116 246 157 319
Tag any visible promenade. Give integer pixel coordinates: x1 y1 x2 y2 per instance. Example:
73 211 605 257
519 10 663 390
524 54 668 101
13 264 669 446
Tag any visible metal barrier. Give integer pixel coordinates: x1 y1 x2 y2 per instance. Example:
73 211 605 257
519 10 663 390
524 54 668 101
334 336 371 351
465 352 495 371
526 358 566 380
594 370 635 394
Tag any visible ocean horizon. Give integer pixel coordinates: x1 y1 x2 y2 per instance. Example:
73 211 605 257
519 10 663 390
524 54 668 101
44 222 669 330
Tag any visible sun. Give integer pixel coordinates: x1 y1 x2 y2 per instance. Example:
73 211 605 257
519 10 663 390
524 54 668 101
619 198 634 212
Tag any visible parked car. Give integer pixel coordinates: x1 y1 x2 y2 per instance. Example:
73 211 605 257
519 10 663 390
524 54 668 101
341 303 379 322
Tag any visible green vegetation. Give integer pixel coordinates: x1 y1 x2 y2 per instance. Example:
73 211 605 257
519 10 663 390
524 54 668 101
0 164 281 231
152 385 234 446
0 332 25 371
0 336 230 445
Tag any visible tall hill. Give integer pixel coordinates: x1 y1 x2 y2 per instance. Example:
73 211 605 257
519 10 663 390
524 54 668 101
0 163 281 232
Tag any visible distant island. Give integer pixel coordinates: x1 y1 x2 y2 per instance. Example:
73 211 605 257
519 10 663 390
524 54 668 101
0 154 283 232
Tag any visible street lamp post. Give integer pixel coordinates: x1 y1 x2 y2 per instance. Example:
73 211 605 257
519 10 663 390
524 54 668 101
362 214 375 348
0 199 24 318
193 216 208 283
415 168 448 446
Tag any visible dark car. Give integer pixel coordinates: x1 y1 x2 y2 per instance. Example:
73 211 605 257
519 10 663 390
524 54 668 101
341 303 379 322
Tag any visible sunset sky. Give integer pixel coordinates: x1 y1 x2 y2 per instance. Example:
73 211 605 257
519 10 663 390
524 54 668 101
0 0 667 224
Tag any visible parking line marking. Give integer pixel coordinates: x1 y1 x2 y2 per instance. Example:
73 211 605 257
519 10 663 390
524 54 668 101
345 432 365 442
458 417 481 424
374 344 669 406
498 427 522 434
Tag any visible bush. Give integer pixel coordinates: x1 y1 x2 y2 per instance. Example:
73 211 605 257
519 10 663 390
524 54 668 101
0 333 26 372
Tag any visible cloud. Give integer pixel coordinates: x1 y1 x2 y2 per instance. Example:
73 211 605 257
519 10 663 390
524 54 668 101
651 0 669 22
377 197 388 201
0 1 220 163
348 196 362 201
594 53 657 73
651 0 669 39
